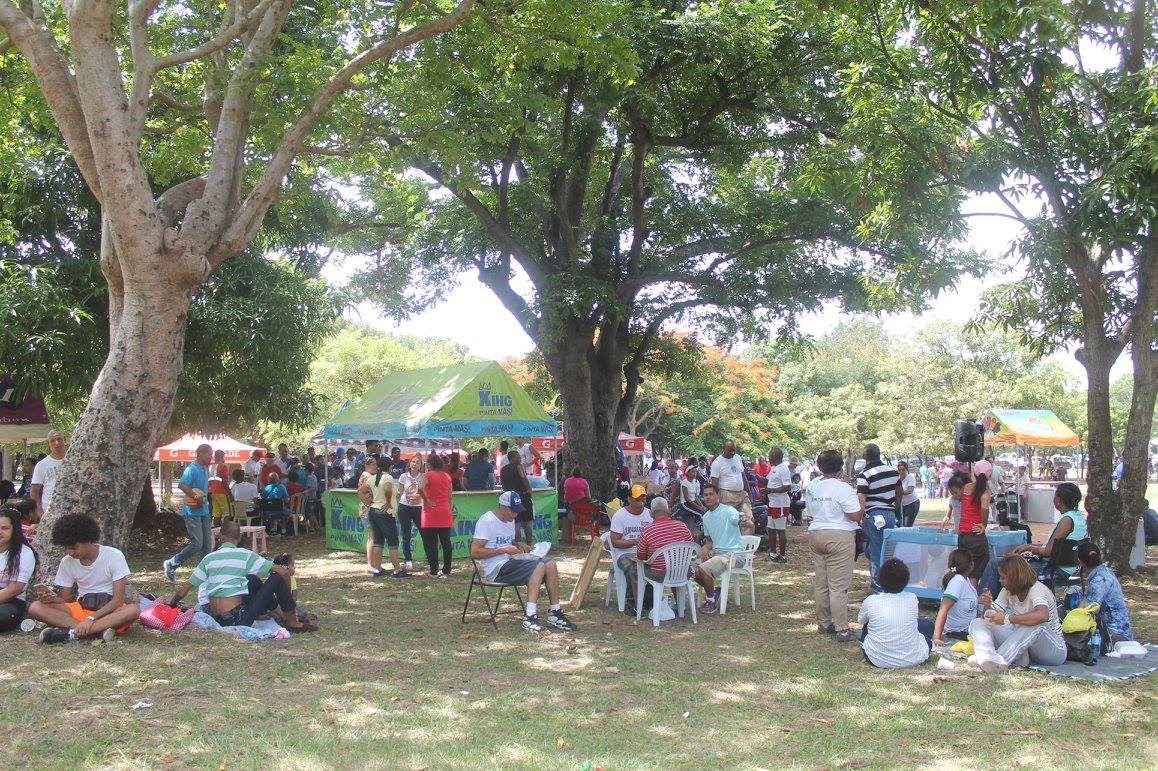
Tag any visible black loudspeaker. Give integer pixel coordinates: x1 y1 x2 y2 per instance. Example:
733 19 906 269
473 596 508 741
954 420 984 462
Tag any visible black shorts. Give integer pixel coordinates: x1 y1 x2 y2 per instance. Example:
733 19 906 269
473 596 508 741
367 507 399 548
515 497 535 523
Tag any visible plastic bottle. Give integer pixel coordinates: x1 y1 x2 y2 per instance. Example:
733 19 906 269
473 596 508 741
1088 628 1102 665
1064 586 1081 612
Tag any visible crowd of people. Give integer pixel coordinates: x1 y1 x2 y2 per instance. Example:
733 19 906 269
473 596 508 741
0 430 1142 666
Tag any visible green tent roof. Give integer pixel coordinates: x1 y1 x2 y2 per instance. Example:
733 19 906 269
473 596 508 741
321 361 555 440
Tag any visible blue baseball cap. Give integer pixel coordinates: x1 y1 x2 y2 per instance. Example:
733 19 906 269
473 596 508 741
499 490 525 513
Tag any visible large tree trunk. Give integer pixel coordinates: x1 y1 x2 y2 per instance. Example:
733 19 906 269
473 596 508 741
1114 250 1158 571
1080 337 1124 566
546 343 623 503
33 278 193 570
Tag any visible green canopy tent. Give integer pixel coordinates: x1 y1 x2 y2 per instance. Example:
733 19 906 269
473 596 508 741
320 360 555 441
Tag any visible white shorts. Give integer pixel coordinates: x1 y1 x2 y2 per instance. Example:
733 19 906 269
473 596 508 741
768 516 787 531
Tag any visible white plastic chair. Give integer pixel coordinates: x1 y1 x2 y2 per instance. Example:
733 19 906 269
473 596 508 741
601 532 628 612
719 535 760 615
636 542 700 627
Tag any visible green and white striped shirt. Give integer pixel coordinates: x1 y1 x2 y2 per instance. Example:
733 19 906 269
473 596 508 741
186 542 272 598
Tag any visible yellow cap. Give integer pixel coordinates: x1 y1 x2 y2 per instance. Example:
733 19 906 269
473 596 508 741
630 484 647 499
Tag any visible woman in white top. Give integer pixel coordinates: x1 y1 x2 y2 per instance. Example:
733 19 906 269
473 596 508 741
858 557 932 668
395 456 425 571
896 461 920 527
0 508 37 632
969 555 1066 671
805 450 864 642
932 549 979 644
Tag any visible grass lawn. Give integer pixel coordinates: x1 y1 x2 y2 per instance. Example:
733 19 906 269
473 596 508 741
2 491 1156 769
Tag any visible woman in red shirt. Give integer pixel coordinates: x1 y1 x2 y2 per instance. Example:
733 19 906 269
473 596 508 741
941 472 990 581
418 453 455 577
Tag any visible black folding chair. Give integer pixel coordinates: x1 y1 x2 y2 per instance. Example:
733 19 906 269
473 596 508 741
461 558 524 629
1042 538 1083 596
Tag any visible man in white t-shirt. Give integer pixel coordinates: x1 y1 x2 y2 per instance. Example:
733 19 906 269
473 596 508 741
765 447 793 562
243 450 265 481
609 485 653 606
518 441 540 475
470 491 576 633
28 513 139 643
229 469 260 509
709 440 753 534
30 429 67 520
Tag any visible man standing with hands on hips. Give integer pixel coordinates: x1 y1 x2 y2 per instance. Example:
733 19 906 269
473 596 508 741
164 443 213 582
710 440 754 535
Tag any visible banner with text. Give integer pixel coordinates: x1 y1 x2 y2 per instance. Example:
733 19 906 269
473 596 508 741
325 489 558 559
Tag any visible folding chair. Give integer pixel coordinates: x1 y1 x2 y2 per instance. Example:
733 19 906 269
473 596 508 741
1042 538 1083 597
461 558 525 629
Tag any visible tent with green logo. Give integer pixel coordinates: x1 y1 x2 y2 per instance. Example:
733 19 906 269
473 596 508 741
320 361 555 441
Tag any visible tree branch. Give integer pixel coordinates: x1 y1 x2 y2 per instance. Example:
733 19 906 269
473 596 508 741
0 0 102 198
155 0 281 70
209 0 478 265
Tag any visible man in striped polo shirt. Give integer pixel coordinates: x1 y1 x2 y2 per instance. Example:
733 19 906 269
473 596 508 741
163 521 315 632
636 499 716 610
856 444 902 593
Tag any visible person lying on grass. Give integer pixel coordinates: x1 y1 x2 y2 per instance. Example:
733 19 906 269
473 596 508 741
470 491 577 634
28 513 140 644
164 520 317 632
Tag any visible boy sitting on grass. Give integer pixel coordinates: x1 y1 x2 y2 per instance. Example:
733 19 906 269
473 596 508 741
28 514 140 643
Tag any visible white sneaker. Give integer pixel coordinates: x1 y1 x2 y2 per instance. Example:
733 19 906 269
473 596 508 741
404 561 414 571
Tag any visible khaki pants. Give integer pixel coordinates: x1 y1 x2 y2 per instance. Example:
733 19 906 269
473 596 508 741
808 529 856 631
719 490 754 534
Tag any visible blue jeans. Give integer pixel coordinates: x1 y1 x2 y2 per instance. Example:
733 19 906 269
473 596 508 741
170 514 212 567
862 509 896 593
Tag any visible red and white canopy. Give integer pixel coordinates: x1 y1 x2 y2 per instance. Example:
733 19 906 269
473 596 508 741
531 432 651 457
154 433 265 463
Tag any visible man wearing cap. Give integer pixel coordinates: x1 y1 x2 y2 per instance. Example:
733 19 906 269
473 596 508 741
609 484 653 608
471 491 577 633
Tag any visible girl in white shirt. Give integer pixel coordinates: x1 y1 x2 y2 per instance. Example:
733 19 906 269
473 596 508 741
0 508 37 632
932 549 979 644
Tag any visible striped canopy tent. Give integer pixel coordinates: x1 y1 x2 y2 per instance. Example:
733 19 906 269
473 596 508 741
982 409 1080 447
154 433 266 462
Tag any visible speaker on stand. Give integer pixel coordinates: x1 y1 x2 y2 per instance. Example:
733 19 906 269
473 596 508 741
954 419 984 463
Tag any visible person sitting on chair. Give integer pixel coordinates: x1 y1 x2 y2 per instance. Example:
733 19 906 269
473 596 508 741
28 514 140 644
1076 541 1134 644
978 482 1087 598
699 483 744 612
609 484 653 609
470 491 577 634
261 473 290 535
635 498 713 606
164 520 316 632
